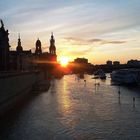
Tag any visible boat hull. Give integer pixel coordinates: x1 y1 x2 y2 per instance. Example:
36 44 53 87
111 69 140 85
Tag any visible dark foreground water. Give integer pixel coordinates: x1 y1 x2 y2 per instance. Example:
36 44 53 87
0 74 140 140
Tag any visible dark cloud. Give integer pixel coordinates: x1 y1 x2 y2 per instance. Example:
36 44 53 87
88 39 103 43
106 41 126 44
64 37 127 46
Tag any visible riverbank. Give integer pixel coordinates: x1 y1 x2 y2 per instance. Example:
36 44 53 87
0 71 50 115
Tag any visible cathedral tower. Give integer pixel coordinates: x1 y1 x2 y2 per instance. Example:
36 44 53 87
35 38 42 55
49 32 56 54
16 33 23 53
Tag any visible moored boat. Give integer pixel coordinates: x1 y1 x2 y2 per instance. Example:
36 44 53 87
93 69 106 79
111 69 140 85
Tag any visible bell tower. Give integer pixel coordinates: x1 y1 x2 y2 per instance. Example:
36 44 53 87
49 32 56 54
16 33 23 53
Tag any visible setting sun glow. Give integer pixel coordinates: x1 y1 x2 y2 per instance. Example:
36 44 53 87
59 56 69 67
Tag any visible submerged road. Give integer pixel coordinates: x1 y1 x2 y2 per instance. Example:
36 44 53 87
0 75 140 140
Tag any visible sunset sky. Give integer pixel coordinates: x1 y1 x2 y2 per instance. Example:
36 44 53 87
0 0 140 64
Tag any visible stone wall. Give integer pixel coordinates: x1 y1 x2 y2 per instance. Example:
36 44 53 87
0 71 40 112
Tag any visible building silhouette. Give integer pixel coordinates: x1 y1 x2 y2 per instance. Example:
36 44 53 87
35 38 42 55
0 20 57 72
34 33 57 62
0 20 10 71
68 57 94 74
74 58 88 64
127 59 140 66
10 34 32 71
106 60 112 66
16 34 23 53
113 61 120 66
49 32 56 54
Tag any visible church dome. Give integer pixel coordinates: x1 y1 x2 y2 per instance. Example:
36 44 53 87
36 38 41 46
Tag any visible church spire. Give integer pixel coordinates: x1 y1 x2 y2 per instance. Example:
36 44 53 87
0 19 5 31
16 33 23 53
18 33 20 39
51 32 53 38
18 33 21 47
0 19 4 28
49 32 56 54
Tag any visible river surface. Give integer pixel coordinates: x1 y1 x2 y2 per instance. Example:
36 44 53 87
0 74 140 140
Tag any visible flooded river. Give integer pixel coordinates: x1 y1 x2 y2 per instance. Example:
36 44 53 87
0 74 140 140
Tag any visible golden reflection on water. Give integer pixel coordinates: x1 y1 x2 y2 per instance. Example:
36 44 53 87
58 76 80 129
59 77 72 115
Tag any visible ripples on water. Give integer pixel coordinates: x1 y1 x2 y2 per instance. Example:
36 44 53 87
0 74 140 140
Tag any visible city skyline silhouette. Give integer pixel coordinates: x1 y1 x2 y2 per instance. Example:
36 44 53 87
0 1 140 139
0 0 140 64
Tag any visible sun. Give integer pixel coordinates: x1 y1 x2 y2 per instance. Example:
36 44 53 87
59 56 69 67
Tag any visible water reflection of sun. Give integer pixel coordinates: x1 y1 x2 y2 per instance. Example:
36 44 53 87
58 76 80 129
59 77 71 115
63 80 71 112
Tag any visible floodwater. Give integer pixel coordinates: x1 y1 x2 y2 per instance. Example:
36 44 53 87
0 74 140 140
